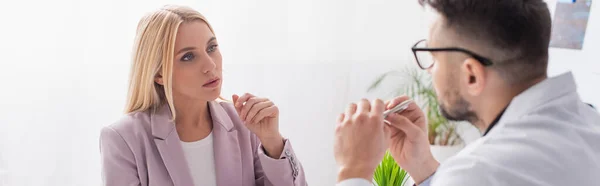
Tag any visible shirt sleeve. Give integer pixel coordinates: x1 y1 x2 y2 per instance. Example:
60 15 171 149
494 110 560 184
336 178 373 186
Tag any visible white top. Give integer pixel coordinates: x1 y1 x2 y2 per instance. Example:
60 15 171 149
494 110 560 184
181 132 217 186
338 72 600 186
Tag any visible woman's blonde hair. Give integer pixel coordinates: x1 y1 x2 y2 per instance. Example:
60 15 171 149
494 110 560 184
124 5 215 120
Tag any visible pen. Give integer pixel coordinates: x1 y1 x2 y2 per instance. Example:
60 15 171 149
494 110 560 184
383 99 413 125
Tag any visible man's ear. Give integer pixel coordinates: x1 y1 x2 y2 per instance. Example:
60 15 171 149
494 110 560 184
154 73 164 85
461 58 486 96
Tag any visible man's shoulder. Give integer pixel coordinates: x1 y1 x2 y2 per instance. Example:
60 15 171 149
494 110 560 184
436 141 560 186
503 87 600 135
439 117 600 185
462 120 585 165
497 100 600 154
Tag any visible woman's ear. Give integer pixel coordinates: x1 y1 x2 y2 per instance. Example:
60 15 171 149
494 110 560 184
154 74 164 85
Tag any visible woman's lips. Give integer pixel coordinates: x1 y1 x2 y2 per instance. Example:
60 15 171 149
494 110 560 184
203 78 220 88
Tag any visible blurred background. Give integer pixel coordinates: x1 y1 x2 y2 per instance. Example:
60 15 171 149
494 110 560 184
0 0 597 185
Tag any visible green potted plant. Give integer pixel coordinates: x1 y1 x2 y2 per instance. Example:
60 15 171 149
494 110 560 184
373 151 410 186
368 67 464 163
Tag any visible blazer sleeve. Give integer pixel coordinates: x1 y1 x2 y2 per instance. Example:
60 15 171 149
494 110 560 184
252 135 308 186
99 127 141 186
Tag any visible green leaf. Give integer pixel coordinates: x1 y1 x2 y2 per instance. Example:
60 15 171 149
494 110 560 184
373 151 410 186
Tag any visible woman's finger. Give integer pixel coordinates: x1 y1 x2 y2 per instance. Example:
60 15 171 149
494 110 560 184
250 105 278 124
235 93 255 107
232 94 241 113
245 101 274 123
240 97 267 120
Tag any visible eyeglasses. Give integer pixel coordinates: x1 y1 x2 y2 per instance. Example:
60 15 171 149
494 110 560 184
411 39 494 70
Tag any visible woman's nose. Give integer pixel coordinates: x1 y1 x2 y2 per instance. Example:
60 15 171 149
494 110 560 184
202 57 217 74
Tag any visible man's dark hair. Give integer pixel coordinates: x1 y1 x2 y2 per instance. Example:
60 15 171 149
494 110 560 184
419 0 552 83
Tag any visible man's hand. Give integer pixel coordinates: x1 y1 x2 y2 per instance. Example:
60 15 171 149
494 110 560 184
385 96 439 184
334 99 390 182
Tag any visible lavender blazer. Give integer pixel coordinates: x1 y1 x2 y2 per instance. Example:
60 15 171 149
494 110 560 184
99 101 307 186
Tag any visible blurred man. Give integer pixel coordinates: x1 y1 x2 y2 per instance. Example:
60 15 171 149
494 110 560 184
334 0 600 185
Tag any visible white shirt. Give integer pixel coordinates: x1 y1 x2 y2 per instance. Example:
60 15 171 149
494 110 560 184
181 132 217 186
338 72 600 186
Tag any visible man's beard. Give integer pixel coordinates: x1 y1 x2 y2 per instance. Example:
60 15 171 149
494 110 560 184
439 89 478 124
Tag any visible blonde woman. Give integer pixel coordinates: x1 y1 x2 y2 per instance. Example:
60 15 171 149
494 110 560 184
99 5 306 186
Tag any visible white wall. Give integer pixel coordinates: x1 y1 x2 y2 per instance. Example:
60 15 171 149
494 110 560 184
0 0 597 185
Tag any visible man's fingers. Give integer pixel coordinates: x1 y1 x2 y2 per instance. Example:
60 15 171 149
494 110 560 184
387 95 410 110
387 96 421 112
337 113 345 123
409 110 427 129
357 99 371 113
397 109 427 130
384 124 392 139
371 99 386 127
345 103 358 120
403 101 422 113
386 114 424 141
371 99 385 114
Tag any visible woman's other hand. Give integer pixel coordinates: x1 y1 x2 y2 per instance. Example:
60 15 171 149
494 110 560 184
233 93 284 158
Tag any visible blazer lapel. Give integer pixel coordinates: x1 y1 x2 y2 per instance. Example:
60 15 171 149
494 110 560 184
151 105 195 186
210 101 243 186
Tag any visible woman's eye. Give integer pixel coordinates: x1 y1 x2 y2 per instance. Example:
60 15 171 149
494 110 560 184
207 44 218 53
181 52 195 61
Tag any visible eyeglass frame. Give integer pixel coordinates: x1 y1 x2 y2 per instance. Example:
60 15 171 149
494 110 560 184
411 39 494 70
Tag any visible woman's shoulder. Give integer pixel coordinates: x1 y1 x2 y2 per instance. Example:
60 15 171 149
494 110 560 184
99 111 156 170
100 111 153 143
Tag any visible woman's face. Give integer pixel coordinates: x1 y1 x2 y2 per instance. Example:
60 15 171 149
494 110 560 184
164 20 222 102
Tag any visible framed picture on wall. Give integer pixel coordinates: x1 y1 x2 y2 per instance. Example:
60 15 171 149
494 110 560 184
549 0 593 50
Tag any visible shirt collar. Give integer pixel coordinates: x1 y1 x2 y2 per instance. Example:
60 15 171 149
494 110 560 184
483 106 507 136
483 72 577 136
